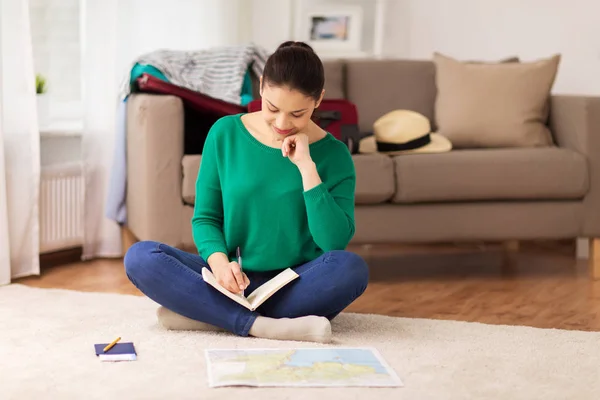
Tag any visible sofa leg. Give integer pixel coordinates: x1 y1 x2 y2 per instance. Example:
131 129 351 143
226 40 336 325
502 240 519 252
589 238 600 280
500 241 518 274
121 226 138 257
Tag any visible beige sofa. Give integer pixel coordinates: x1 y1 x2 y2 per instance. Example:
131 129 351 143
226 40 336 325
125 58 600 277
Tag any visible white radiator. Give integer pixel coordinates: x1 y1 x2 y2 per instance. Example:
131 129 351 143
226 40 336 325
39 162 84 253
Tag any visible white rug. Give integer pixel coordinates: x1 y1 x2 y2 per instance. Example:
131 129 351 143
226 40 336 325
1 284 599 400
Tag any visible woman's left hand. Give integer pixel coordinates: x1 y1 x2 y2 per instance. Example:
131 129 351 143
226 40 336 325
282 133 312 168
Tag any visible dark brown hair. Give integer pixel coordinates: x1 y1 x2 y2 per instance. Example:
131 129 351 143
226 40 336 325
261 41 324 102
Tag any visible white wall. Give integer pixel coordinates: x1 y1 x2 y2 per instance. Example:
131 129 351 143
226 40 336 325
251 0 401 57
380 0 410 58
250 0 599 95
251 0 294 52
116 0 251 77
399 0 600 95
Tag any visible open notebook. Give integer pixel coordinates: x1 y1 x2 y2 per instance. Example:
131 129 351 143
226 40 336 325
202 267 299 311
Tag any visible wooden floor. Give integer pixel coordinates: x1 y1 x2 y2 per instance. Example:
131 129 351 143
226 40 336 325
17 241 600 332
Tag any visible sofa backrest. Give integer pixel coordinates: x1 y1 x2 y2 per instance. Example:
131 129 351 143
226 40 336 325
253 58 438 133
250 60 346 100
322 60 346 99
323 59 438 133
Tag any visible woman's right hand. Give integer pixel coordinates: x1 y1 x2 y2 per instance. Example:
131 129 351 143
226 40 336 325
212 261 250 295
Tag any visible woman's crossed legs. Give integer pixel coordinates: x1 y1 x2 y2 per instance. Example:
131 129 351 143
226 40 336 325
124 241 369 342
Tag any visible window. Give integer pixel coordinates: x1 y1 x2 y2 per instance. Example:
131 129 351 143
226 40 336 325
29 0 82 126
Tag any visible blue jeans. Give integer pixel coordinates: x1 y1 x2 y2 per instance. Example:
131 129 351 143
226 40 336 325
124 241 369 337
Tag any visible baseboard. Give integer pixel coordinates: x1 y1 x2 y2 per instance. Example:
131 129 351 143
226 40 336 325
40 246 83 269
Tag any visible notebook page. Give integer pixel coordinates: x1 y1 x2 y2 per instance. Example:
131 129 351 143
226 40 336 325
246 268 299 310
202 268 253 309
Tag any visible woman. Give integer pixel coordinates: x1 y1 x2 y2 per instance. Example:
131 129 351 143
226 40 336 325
124 41 368 343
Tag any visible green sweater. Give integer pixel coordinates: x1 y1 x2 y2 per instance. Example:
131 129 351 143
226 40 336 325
191 114 356 272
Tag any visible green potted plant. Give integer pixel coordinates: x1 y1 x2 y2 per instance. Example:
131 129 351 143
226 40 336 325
36 73 49 127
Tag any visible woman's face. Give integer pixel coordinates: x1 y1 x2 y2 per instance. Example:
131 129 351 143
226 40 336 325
260 80 322 139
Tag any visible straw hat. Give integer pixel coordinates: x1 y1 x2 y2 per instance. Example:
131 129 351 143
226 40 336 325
359 110 452 155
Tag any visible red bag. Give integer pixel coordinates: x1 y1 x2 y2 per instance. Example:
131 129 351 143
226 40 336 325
247 98 362 153
135 73 246 115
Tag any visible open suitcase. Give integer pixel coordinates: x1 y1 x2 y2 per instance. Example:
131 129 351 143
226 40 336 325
134 73 247 154
134 73 247 115
133 74 363 154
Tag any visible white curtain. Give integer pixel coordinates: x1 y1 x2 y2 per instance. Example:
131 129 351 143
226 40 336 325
80 0 122 259
80 0 248 260
0 0 41 285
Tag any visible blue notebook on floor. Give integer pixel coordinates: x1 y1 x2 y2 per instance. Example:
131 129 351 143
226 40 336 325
94 342 137 361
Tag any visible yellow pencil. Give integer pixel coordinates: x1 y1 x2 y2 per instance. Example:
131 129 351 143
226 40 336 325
103 336 121 353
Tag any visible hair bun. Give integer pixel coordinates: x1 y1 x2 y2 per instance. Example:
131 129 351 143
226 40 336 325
276 41 315 53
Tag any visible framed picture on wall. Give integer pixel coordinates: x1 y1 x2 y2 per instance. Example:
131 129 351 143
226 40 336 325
294 4 364 56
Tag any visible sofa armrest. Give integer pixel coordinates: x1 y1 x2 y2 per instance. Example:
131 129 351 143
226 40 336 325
126 93 185 246
550 95 600 236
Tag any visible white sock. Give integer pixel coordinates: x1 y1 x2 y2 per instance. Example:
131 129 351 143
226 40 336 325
156 306 225 332
248 315 332 343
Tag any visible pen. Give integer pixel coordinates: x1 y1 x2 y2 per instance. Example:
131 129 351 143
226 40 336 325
103 336 121 353
237 246 245 294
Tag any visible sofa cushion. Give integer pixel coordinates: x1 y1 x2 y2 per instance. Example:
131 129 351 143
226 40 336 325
182 155 201 205
434 52 560 148
353 154 395 204
392 148 588 203
346 59 437 133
